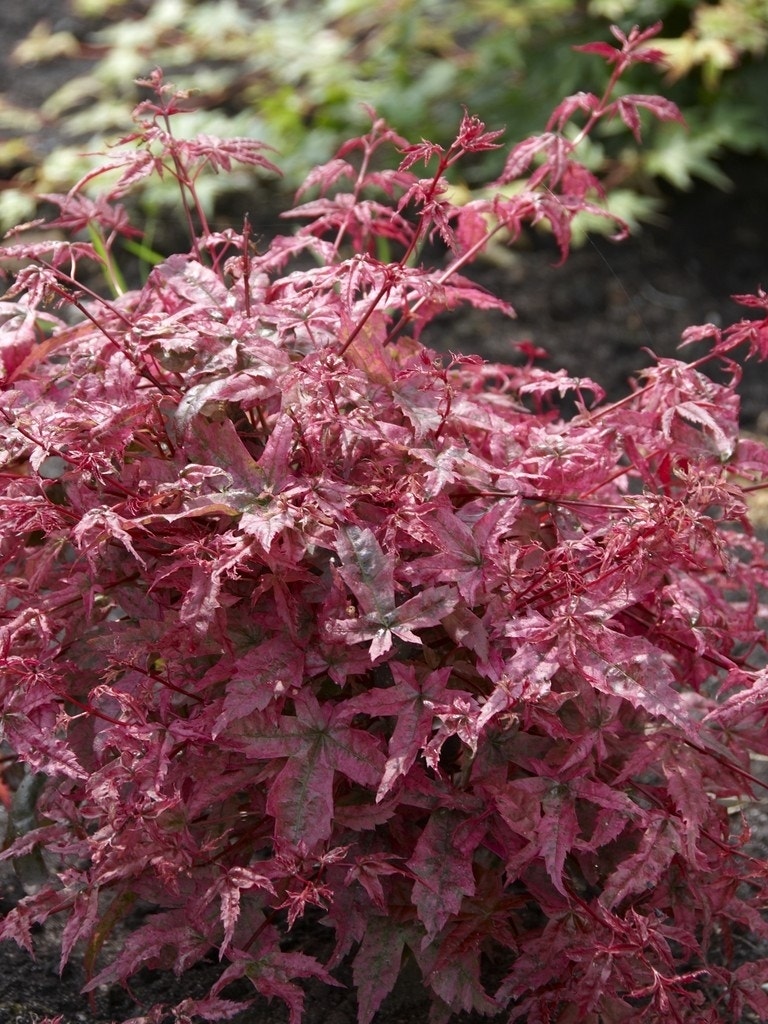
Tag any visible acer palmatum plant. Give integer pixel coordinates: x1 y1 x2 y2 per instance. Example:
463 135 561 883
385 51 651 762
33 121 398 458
2 24 768 1024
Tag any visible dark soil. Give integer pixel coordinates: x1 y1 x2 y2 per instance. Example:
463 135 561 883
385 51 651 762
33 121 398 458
2 4 768 1023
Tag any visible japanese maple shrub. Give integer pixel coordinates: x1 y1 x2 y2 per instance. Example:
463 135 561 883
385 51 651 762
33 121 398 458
2 22 768 1024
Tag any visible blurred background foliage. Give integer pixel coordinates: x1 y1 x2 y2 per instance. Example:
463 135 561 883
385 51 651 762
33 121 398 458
1 0 767 237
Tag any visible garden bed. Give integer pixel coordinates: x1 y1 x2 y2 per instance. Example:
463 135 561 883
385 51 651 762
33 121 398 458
2 7 768 1024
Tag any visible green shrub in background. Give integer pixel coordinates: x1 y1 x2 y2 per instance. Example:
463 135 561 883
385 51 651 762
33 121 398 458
1 0 767 235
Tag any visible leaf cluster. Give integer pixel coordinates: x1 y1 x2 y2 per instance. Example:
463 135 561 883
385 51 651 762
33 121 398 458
1 0 767 232
2 28 768 1024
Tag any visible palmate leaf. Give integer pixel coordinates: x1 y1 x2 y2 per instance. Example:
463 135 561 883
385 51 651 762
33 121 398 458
420 874 521 1016
334 524 458 658
730 959 768 1019
347 663 453 801
613 94 685 143
417 941 499 1018
601 815 683 910
493 775 576 893
59 887 100 975
235 692 385 848
329 585 458 660
570 626 698 740
266 751 336 849
210 949 340 1024
151 252 230 306
336 525 394 619
345 852 409 912
538 784 582 898
661 743 712 863
153 995 253 1021
493 767 643 896
174 370 281 437
205 866 276 954
83 909 213 990
212 637 305 737
408 809 482 943
352 915 407 1024
417 506 484 603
